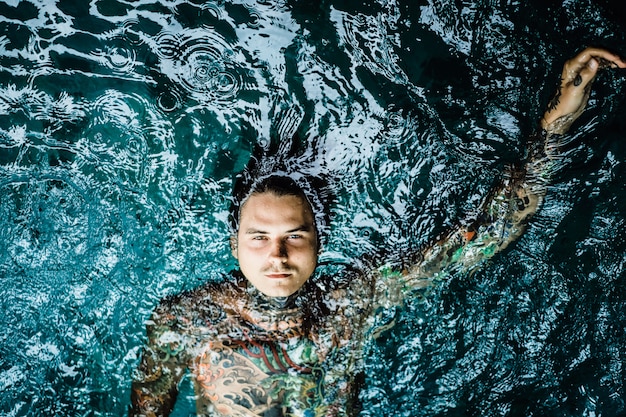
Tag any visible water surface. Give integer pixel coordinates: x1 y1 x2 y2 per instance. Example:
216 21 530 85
1 0 625 416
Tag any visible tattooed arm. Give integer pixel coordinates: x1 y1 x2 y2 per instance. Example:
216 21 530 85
129 303 191 417
543 47 626 134
389 48 625 293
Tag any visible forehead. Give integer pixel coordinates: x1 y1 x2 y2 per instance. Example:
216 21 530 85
239 192 315 227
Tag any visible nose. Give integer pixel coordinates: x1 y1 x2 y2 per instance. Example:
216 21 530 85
268 238 288 264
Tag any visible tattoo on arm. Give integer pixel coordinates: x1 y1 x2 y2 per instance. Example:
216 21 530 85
546 85 562 113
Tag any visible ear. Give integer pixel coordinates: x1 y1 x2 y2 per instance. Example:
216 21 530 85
230 236 238 259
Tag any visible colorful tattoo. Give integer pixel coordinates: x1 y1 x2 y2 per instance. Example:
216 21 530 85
131 124 555 416
131 274 369 416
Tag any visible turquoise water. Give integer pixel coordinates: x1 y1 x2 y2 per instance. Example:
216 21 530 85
1 0 625 415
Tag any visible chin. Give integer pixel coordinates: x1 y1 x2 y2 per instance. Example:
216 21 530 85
263 287 298 298
245 274 308 298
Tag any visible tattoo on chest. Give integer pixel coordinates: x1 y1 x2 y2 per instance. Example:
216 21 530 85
193 338 326 416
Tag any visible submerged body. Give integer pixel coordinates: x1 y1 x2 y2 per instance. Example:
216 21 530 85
130 169 542 416
130 48 625 416
131 273 372 416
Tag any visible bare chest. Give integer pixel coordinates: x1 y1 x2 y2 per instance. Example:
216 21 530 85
191 336 323 416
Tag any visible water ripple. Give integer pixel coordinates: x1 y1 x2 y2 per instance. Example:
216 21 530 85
0 175 92 272
0 1 624 416
96 45 138 73
154 29 242 104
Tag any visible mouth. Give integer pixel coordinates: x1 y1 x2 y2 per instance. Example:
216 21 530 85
264 272 293 279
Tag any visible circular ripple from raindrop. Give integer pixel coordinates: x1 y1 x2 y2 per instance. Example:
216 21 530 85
179 50 241 103
103 46 137 73
156 32 242 104
157 90 183 113
91 90 146 128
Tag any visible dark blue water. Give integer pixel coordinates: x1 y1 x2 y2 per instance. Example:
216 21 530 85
1 0 625 416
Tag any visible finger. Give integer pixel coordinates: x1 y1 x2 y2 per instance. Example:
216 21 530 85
562 50 616 85
574 47 625 69
597 56 626 69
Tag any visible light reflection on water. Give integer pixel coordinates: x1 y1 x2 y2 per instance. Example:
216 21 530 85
0 0 625 416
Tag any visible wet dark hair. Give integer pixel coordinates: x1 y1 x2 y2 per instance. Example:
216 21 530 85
229 167 333 248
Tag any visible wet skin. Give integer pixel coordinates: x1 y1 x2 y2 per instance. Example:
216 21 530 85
542 47 626 133
232 192 319 298
131 47 625 416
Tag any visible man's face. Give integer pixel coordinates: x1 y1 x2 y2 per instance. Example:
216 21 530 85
232 192 318 298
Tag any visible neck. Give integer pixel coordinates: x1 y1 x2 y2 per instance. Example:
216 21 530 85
232 283 306 340
245 283 300 311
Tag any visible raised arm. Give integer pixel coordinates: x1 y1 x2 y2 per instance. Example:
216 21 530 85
542 47 625 133
394 48 625 292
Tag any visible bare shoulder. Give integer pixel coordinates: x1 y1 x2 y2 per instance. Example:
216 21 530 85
149 278 243 337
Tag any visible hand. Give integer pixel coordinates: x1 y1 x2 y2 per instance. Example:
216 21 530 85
541 47 625 134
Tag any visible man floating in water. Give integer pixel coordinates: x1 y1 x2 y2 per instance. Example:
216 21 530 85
129 48 625 416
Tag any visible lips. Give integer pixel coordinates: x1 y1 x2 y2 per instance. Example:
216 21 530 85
265 272 292 279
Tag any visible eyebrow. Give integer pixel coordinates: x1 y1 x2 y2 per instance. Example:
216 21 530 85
244 225 313 234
